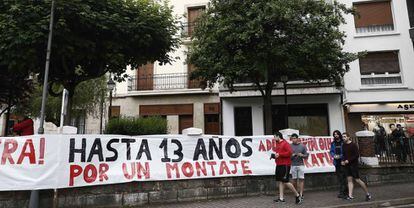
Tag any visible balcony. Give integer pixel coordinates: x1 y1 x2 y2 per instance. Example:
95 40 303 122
127 73 204 91
180 22 197 38
356 24 394 34
361 73 402 86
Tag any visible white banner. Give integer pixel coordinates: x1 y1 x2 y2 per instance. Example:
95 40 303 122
0 134 334 191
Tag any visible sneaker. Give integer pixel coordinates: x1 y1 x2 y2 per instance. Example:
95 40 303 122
300 194 304 200
345 196 354 201
366 193 372 201
296 195 303 204
274 198 286 203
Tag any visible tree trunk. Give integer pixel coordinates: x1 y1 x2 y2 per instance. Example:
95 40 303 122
263 93 273 135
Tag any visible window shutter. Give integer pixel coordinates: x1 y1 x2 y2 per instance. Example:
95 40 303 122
354 1 393 28
359 51 400 75
187 6 205 36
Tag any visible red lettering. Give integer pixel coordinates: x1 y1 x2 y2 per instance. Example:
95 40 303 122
17 139 36 164
206 161 217 176
182 162 194 178
38 137 45 164
122 162 135 180
272 139 277 152
219 161 231 175
166 163 180 179
229 160 238 174
69 164 83 186
195 161 207 176
266 139 272 151
311 154 320 167
99 163 109 182
137 162 150 179
303 156 312 168
316 153 326 166
318 138 326 151
325 152 333 165
311 139 319 151
1 139 18 164
83 164 97 183
241 160 252 174
258 140 266 151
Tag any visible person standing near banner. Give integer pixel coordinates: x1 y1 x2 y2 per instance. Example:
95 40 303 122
271 132 303 204
290 133 308 200
341 132 372 201
330 130 348 198
12 116 34 136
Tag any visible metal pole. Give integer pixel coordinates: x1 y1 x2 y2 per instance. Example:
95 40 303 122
30 1 55 208
108 90 113 119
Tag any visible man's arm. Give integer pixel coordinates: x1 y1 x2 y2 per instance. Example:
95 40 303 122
301 145 309 159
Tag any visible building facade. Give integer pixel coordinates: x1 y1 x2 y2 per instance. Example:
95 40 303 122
341 0 414 137
86 0 220 135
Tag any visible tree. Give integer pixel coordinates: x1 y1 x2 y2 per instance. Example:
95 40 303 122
14 76 108 127
188 0 359 134
0 0 179 123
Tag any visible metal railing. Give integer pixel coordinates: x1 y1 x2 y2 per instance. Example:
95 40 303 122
361 73 402 85
356 24 394 34
352 136 414 165
128 73 202 91
181 22 197 38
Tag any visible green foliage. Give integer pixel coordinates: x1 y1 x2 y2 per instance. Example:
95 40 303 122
189 0 359 89
188 0 360 133
105 116 168 136
0 0 179 122
14 76 107 126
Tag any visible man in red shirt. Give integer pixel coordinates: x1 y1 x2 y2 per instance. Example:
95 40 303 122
12 116 34 136
271 132 302 204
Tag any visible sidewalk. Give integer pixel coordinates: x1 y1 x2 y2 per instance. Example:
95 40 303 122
146 182 414 208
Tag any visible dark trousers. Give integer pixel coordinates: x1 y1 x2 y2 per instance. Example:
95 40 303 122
335 165 348 196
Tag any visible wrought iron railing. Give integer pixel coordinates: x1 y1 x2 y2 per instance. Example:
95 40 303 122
128 73 202 91
352 136 414 165
181 22 197 38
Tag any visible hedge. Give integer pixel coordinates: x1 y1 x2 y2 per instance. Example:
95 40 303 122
105 116 167 135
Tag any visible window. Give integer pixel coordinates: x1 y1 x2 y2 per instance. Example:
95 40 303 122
136 63 154 90
109 106 121 118
234 107 252 136
272 104 329 136
359 51 402 85
185 6 206 37
354 1 394 33
407 0 414 28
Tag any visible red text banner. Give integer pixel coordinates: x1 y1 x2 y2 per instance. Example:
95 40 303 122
0 135 334 190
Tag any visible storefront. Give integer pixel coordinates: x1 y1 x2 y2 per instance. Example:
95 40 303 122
345 103 414 137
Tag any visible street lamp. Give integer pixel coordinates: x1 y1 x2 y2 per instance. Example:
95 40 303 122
280 75 288 129
107 77 116 119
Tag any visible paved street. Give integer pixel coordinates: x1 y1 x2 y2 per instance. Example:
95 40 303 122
146 182 414 208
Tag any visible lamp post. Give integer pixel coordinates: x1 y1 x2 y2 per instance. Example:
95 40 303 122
30 1 55 208
107 77 116 119
280 75 288 129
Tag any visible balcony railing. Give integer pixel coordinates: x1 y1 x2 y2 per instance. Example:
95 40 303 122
181 22 197 38
361 73 402 85
128 73 203 91
356 24 394 34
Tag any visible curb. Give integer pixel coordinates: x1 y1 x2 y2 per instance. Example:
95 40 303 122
321 197 414 208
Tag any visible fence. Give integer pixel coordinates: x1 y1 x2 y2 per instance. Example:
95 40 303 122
128 73 202 91
352 136 414 165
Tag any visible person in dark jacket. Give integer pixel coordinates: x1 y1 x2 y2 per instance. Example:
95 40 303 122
270 132 302 204
341 132 371 201
329 130 348 198
12 116 34 136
